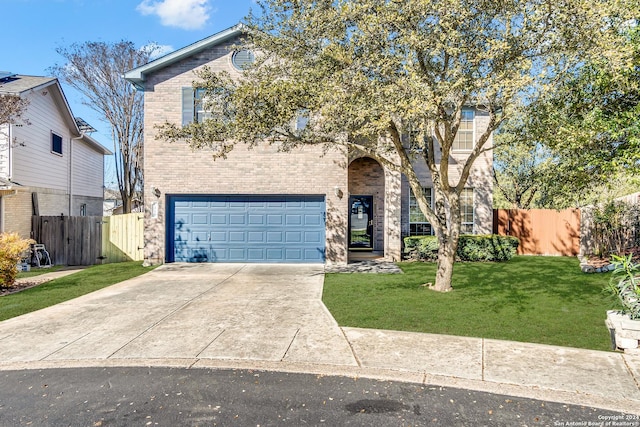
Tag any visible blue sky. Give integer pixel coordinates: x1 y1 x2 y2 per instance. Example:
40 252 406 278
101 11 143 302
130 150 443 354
2 0 254 186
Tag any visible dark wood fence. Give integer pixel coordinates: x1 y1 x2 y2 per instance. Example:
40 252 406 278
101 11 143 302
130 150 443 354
31 213 144 266
493 209 581 256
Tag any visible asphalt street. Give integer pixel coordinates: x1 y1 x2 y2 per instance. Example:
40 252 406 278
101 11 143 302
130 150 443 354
0 367 631 427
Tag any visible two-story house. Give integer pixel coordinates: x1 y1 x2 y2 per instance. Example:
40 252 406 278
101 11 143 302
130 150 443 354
125 25 493 266
0 73 111 238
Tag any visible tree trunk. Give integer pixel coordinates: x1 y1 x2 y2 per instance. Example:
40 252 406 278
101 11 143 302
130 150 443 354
432 194 462 292
433 234 457 292
122 196 132 214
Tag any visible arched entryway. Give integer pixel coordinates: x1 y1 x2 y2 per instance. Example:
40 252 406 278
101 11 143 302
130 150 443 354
348 157 385 255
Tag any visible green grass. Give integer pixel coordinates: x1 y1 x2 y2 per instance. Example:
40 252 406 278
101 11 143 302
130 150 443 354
1 262 156 321
323 256 616 351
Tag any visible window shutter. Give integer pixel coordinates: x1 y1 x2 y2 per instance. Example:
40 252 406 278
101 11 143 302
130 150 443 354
182 87 194 125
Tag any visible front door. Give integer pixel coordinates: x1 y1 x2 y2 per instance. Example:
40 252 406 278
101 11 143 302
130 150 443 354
349 195 374 250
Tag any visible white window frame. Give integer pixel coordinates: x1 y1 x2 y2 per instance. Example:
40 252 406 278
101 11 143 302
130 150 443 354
452 109 475 151
409 187 433 236
460 188 475 234
194 88 213 123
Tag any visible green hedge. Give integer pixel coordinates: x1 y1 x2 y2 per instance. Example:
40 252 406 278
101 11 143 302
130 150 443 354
404 234 520 262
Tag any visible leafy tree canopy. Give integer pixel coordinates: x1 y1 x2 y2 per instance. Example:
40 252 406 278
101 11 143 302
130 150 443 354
494 25 640 209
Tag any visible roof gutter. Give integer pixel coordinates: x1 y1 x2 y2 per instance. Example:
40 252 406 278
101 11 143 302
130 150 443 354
123 23 245 91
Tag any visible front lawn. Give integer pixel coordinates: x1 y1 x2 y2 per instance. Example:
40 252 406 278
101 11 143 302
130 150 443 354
323 256 615 351
1 262 155 321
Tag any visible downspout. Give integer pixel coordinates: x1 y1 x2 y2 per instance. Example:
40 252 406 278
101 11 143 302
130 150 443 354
70 134 83 215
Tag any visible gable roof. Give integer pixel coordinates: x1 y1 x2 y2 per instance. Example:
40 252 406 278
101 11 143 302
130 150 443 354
0 74 111 155
124 24 244 91
0 75 57 95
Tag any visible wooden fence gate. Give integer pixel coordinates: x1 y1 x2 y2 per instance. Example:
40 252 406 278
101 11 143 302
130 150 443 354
32 213 144 266
493 209 581 256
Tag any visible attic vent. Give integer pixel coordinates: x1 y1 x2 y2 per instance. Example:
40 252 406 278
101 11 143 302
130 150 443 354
232 50 255 71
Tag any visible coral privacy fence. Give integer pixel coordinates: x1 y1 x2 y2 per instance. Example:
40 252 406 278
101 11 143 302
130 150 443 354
31 213 144 266
494 200 640 257
493 209 581 256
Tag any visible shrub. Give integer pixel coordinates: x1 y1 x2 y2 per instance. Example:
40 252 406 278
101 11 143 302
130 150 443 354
590 200 640 257
0 233 34 288
607 253 640 320
404 234 519 262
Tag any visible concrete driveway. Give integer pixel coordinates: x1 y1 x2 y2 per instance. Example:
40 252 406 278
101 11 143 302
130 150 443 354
1 263 640 415
0 263 357 366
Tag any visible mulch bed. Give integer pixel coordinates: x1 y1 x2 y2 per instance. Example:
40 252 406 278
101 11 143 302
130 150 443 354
0 278 50 296
585 246 640 269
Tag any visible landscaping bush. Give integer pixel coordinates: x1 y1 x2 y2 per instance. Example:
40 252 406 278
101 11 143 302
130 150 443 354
589 200 640 257
607 253 640 320
0 233 34 288
404 234 519 262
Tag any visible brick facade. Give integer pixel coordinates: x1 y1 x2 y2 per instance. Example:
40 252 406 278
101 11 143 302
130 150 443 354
134 28 493 265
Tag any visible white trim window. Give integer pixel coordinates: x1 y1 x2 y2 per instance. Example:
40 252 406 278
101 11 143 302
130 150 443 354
182 87 215 125
460 188 474 234
409 187 433 236
453 109 474 151
194 88 213 123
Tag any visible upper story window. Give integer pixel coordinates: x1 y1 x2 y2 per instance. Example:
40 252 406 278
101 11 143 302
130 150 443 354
453 109 474 151
194 88 213 123
51 132 63 155
182 87 213 125
409 187 433 236
232 50 255 71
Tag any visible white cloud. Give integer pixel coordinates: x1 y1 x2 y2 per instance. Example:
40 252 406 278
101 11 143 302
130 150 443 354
137 0 211 30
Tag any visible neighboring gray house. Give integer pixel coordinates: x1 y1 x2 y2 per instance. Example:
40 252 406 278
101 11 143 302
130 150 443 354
103 188 144 216
124 25 493 266
0 73 111 238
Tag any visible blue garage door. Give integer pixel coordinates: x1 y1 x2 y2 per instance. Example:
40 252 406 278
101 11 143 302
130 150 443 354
167 195 326 263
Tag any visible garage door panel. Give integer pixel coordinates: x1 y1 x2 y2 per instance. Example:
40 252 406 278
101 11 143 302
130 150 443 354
247 248 265 260
210 232 226 242
304 249 323 261
169 195 325 263
229 231 246 242
305 214 322 225
267 231 283 242
286 231 302 242
286 214 302 225
267 214 283 225
192 214 208 225
191 231 208 242
248 215 264 225
228 248 247 261
211 214 227 224
229 214 246 225
247 232 264 242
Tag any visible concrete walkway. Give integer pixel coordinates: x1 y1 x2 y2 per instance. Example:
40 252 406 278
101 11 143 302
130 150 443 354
0 263 638 415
